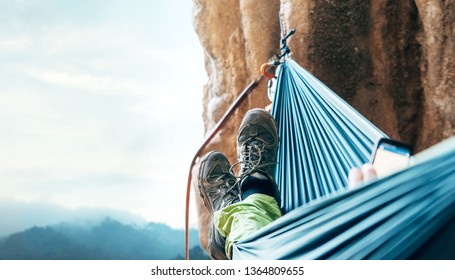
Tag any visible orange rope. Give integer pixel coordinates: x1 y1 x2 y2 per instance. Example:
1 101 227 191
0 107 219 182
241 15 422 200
185 78 261 260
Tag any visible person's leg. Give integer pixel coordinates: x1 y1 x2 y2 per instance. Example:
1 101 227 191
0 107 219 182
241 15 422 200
197 150 241 260
215 109 282 259
236 109 281 205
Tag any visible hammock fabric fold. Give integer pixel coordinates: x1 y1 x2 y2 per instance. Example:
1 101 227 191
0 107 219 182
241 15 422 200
232 59 455 259
271 60 386 213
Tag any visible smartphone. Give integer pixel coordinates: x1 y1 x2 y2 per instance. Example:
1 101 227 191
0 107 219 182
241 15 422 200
371 138 413 178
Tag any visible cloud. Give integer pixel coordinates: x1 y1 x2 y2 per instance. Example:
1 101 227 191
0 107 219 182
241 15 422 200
0 36 33 52
25 68 156 95
0 82 202 229
0 0 205 230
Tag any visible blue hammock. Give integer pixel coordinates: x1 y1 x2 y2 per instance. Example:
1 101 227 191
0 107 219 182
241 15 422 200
271 59 386 213
232 59 455 259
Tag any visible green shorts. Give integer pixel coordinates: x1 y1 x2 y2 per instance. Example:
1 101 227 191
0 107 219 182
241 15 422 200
213 193 282 259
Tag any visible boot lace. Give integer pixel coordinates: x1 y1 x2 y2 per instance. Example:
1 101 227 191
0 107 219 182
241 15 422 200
232 139 276 181
211 173 241 203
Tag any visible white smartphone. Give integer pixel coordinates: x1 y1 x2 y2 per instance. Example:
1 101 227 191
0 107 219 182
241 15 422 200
371 138 413 178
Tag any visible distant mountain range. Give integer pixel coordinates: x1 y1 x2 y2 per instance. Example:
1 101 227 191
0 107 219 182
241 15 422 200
0 218 208 260
0 199 148 237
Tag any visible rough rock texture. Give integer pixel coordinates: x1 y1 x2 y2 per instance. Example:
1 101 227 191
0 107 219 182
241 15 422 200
192 0 281 156
414 0 455 148
191 0 455 254
191 0 281 252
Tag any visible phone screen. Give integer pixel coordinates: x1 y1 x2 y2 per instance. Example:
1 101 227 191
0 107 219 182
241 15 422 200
372 141 411 178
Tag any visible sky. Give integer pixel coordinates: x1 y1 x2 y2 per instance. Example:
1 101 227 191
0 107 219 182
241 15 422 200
0 0 205 230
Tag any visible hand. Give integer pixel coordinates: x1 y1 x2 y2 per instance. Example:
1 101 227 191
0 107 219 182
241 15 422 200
348 163 377 188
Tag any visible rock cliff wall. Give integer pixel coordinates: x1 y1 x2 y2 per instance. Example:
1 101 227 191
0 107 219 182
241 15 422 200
191 0 454 254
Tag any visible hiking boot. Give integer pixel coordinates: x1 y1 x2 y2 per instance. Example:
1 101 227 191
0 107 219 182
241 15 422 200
236 109 281 205
198 150 240 259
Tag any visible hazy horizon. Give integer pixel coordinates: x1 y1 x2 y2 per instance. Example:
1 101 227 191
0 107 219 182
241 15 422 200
0 198 154 238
